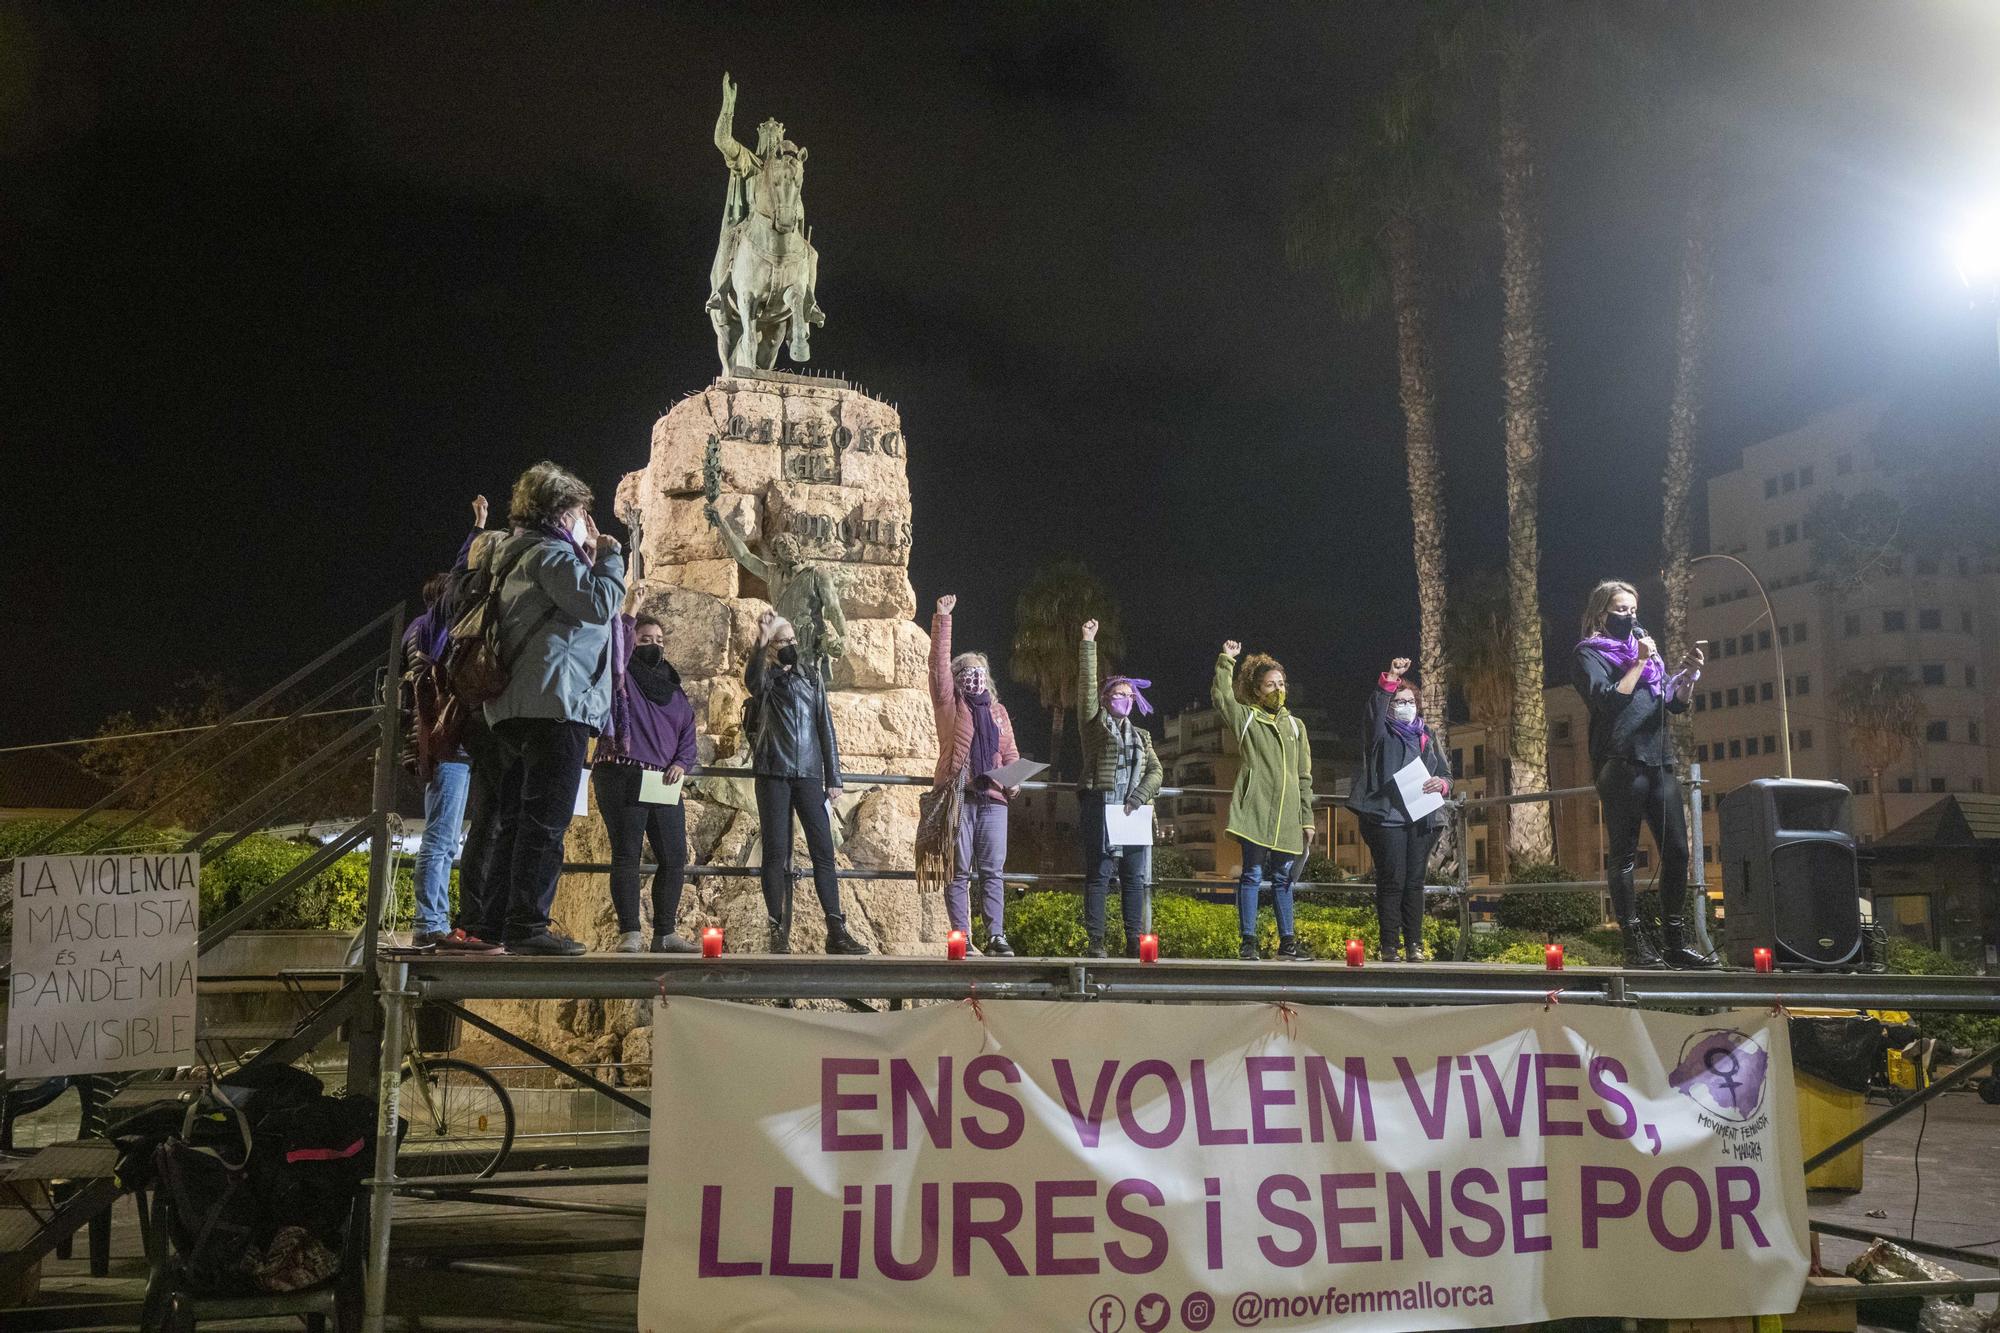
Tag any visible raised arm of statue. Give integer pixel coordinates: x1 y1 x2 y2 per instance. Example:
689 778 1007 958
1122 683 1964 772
710 504 771 584
813 567 847 659
714 72 757 176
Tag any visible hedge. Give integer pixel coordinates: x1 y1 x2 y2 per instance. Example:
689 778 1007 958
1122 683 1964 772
0 818 422 935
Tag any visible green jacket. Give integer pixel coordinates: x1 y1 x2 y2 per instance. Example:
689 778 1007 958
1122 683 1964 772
1077 640 1163 802
1212 653 1314 854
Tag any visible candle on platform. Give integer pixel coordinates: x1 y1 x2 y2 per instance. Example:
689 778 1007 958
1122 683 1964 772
1753 947 1774 974
947 930 967 961
1545 942 1565 971
1345 938 1365 968
1138 934 1159 964
701 927 723 959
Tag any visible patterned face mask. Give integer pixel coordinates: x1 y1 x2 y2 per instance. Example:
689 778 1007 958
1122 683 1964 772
956 669 988 696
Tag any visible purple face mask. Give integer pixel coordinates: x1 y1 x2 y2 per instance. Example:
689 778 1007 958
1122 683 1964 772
1106 694 1135 718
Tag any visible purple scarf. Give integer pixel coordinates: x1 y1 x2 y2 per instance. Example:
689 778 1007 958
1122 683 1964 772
1389 715 1430 751
963 690 1000 779
1579 633 1666 695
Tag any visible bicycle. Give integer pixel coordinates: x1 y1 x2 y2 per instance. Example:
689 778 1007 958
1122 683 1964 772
395 1005 515 1180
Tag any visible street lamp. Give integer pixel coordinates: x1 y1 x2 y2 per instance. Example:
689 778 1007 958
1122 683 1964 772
1950 203 2000 367
1690 552 1794 780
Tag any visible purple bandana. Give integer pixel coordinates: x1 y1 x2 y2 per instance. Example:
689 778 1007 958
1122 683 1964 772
1389 715 1430 751
1579 633 1666 696
1102 676 1155 717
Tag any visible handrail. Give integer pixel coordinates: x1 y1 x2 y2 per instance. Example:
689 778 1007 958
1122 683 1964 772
11 605 402 861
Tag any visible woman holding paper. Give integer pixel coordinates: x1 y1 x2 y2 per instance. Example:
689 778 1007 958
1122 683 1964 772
1574 580 1712 970
1346 658 1451 961
591 614 699 954
1077 619 1163 958
928 595 1023 956
1214 641 1316 961
747 611 869 956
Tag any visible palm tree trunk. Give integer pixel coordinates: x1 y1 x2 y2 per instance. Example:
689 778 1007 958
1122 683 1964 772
1386 215 1450 747
1660 144 1718 772
1498 36 1552 861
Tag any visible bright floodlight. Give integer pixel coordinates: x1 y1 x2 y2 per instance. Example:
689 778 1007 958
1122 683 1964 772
1953 204 2000 291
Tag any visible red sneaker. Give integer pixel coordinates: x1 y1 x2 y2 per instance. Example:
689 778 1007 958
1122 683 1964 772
435 928 502 954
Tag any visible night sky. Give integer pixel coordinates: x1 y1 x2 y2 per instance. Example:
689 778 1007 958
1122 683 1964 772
5 2 1998 750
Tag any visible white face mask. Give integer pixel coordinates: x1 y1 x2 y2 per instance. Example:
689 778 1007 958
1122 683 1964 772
568 512 590 546
1392 702 1418 723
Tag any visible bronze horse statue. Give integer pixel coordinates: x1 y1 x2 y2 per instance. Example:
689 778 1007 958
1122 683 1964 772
707 75 824 375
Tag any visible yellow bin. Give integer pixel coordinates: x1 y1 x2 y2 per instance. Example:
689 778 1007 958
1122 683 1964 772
1796 1071 1864 1192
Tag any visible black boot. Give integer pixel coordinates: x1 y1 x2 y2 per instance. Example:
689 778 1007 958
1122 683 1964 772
1083 935 1108 960
767 916 790 955
1618 918 1665 969
825 919 870 956
1661 917 1719 970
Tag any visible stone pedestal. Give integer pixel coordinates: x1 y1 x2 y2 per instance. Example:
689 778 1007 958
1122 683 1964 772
476 375 943 1077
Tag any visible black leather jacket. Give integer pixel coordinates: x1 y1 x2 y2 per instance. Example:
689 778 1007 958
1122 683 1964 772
745 654 843 788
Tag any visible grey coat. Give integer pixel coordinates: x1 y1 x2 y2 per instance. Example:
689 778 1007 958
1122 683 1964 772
481 531 627 731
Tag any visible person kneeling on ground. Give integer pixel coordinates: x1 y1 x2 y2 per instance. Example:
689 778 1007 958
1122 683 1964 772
591 613 699 954
483 461 625 957
746 611 868 956
1346 657 1450 962
1214 641 1315 961
1078 618 1162 959
928 594 1022 957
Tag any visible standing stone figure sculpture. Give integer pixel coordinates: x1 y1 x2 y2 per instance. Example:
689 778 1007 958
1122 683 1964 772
705 457 846 677
708 73 825 375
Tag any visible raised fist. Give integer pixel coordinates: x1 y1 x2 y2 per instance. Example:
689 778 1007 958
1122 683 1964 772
936 594 957 616
1222 640 1242 660
1082 619 1098 642
1389 657 1412 677
471 494 489 528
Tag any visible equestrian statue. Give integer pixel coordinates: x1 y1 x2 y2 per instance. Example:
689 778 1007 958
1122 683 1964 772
708 73 825 375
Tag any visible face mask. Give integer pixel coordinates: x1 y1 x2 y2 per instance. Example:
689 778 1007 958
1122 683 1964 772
956 671 987 696
632 643 664 668
568 512 590 546
1392 702 1418 723
776 644 799 668
1261 687 1286 711
1107 694 1135 718
1604 612 1635 639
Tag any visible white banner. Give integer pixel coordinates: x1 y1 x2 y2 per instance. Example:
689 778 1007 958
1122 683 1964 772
641 997 1807 1333
7 854 200 1078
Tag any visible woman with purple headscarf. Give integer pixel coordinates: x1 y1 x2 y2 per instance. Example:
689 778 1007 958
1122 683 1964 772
1077 619 1163 958
1574 579 1712 969
1345 657 1452 961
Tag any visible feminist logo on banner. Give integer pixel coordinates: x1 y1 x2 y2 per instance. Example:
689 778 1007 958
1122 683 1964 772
640 998 1809 1333
6 854 200 1078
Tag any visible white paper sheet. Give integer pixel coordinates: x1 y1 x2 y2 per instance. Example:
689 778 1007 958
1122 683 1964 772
984 757 1048 788
1104 802 1155 847
639 770 684 805
575 768 592 817
1393 756 1445 821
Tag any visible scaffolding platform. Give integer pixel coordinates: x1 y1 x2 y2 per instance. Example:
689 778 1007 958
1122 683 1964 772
400 951 2000 1010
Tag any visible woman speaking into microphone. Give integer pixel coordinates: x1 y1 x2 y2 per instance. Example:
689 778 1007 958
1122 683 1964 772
1572 581 1713 969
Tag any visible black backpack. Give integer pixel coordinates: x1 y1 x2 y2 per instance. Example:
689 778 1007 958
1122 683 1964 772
442 538 556 709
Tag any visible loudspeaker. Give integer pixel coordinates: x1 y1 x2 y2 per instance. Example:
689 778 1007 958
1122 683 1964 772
1719 778 1862 969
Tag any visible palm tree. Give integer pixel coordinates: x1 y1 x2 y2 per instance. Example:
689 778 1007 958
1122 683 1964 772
1493 16 1555 861
1832 669 1926 838
1009 558 1123 782
1445 571 1514 880
1286 69 1462 740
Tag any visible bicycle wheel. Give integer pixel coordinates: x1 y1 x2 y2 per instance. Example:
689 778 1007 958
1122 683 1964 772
398 1056 515 1180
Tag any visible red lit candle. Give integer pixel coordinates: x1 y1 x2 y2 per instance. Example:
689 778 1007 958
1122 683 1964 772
1545 942 1565 971
1753 947 1773 974
1138 934 1159 964
701 927 723 959
947 930 967 961
1345 938 1365 968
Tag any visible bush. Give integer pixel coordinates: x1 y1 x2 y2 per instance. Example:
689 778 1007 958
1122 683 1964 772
1493 861 1602 936
1882 938 2000 1052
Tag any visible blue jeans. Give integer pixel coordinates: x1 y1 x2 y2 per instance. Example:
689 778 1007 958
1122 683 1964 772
1236 837 1298 939
414 760 470 934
